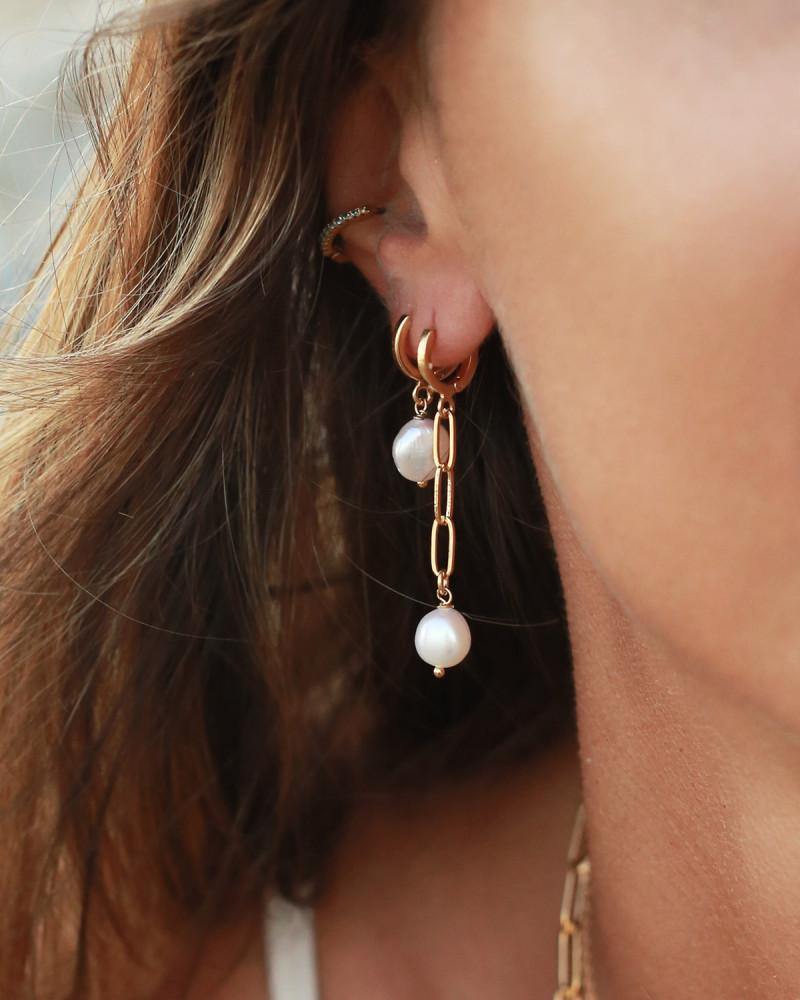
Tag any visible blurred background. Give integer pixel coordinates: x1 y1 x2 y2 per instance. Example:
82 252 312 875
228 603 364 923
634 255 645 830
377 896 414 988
0 0 99 311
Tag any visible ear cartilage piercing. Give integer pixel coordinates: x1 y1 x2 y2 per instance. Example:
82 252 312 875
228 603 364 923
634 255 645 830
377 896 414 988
391 314 478 678
319 205 386 262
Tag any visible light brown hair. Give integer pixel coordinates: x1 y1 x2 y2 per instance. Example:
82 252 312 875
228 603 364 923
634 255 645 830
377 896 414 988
0 1 572 995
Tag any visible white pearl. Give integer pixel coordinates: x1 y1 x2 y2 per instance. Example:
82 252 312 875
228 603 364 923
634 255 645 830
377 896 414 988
392 418 449 483
414 607 471 672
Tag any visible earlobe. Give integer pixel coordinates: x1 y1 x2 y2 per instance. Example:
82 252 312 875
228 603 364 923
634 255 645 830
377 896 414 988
376 227 494 368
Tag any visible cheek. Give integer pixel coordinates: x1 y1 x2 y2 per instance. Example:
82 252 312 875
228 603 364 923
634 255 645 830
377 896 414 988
430 0 800 719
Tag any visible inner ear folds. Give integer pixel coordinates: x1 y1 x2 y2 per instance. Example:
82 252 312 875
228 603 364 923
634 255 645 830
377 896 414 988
324 69 404 235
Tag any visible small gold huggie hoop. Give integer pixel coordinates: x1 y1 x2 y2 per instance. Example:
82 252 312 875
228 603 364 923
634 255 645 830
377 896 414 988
392 314 421 381
392 314 478 397
417 329 478 399
319 205 385 262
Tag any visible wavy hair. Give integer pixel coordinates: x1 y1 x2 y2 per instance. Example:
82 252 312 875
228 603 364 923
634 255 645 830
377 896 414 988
0 1 573 995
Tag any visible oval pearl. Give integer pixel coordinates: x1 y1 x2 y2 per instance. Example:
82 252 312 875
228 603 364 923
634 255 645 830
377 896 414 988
392 418 449 483
414 607 471 672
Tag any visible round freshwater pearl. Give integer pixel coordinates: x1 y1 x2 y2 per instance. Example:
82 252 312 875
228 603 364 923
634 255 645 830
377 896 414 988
392 417 449 483
414 607 471 673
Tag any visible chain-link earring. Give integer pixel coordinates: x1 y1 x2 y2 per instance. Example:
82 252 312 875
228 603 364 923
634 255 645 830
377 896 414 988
392 314 478 677
319 205 479 676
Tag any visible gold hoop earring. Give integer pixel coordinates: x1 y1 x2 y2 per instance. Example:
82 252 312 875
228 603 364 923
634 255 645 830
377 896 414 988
319 205 385 262
390 314 479 678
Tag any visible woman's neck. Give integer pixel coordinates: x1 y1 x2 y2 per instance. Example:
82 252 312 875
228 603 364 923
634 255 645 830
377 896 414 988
546 482 800 998
316 736 582 1000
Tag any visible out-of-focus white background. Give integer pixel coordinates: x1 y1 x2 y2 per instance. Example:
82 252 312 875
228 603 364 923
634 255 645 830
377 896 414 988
0 0 99 310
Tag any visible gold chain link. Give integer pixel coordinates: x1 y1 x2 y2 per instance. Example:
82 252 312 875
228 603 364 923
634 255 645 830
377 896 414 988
413 380 433 418
554 802 594 1000
430 395 456 605
433 465 455 521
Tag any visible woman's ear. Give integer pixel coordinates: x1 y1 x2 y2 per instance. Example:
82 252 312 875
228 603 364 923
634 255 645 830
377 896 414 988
324 53 495 368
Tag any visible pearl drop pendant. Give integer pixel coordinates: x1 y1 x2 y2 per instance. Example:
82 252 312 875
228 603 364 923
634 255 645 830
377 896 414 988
392 417 449 484
414 606 472 678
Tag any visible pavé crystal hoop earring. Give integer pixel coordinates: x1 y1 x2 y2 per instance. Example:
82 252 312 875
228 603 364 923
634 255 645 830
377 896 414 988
319 204 385 262
392 314 478 678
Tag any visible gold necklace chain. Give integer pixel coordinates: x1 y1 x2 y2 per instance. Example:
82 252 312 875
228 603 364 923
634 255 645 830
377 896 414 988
554 802 597 1000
